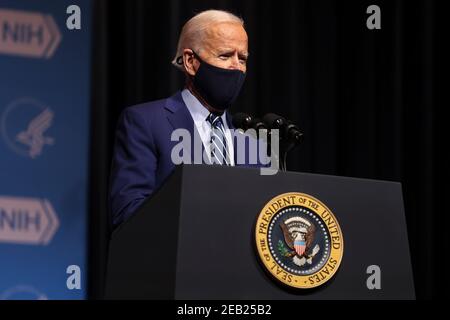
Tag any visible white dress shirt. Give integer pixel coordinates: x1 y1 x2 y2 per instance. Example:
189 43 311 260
181 88 235 166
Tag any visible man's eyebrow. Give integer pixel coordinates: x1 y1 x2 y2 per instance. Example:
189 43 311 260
216 49 250 57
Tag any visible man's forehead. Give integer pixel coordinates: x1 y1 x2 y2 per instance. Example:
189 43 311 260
203 21 248 45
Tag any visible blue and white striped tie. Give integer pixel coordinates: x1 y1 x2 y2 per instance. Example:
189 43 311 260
207 113 230 165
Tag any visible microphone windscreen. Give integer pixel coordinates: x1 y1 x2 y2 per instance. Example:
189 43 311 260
232 112 253 130
262 113 286 129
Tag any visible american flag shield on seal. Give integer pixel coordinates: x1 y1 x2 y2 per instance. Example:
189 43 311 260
294 240 306 256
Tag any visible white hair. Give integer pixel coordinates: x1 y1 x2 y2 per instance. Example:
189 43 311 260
171 10 244 71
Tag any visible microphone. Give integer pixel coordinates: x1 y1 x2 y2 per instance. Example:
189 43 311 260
232 112 253 130
249 117 267 131
232 113 268 131
284 120 303 143
262 113 303 143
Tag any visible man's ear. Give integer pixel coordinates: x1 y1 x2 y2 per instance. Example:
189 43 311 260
183 49 197 76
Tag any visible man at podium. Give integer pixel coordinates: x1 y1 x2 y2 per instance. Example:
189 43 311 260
109 10 266 227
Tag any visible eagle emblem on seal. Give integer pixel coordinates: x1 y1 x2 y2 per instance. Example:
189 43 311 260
279 216 321 267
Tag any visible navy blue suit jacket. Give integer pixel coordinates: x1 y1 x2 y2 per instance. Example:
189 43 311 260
109 91 267 226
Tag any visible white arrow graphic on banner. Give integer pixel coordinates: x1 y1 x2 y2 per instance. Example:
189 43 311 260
0 9 62 59
0 196 59 245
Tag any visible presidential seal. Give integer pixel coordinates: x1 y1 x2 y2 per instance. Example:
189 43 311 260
255 192 344 289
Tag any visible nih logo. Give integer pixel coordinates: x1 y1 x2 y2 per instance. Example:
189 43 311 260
0 9 62 59
0 196 59 245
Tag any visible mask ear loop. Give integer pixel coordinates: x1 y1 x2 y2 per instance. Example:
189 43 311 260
176 49 203 66
190 49 204 64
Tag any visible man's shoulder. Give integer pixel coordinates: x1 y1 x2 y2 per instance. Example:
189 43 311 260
123 97 169 117
122 91 184 117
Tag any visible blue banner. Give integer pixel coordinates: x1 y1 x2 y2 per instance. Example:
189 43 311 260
0 0 91 299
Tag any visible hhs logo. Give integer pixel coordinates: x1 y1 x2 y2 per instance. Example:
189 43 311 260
0 9 62 59
0 196 59 245
1 98 55 159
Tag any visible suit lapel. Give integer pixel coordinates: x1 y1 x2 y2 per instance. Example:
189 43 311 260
165 91 195 135
165 91 207 164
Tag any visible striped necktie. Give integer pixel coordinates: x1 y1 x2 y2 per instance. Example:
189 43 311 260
207 113 230 165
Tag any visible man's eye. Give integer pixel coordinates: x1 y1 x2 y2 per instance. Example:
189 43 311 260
219 55 229 60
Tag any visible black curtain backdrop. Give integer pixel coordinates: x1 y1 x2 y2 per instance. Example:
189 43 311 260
89 0 444 299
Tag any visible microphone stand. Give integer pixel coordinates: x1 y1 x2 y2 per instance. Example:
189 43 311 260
280 140 297 172
265 132 298 172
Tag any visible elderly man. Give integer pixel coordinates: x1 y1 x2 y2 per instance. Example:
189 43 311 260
109 10 266 227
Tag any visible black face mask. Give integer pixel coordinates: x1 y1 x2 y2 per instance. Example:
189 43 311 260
188 50 246 111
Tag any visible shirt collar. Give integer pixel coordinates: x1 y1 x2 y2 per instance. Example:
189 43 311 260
181 88 228 126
